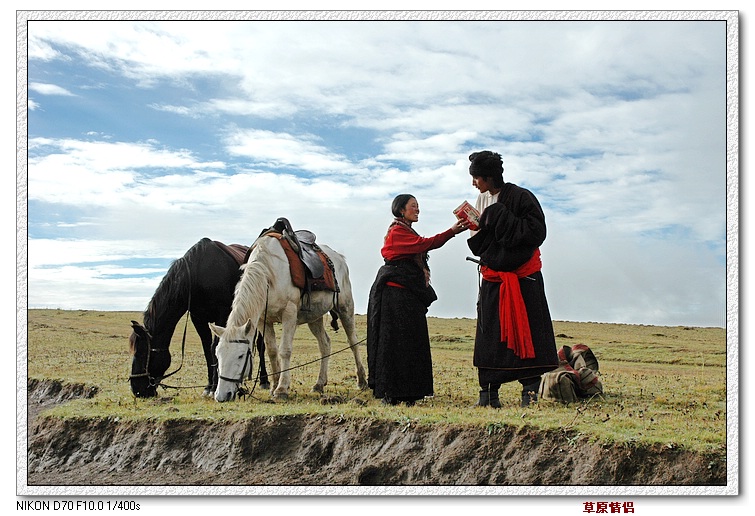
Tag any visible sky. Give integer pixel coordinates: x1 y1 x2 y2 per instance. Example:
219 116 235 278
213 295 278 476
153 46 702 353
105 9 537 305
20 12 733 328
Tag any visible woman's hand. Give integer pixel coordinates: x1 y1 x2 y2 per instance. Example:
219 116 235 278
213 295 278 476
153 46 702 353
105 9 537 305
451 220 469 234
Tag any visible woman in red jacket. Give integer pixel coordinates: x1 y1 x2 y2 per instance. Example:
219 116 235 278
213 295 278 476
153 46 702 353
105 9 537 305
367 194 467 406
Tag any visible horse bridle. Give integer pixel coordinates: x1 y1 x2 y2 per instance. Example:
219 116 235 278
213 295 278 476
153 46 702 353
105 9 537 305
217 335 266 400
128 316 189 389
129 260 192 390
217 338 253 387
128 326 159 385
216 283 270 398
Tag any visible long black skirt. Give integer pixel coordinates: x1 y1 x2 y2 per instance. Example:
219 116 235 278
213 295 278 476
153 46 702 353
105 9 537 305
474 271 559 387
367 285 434 401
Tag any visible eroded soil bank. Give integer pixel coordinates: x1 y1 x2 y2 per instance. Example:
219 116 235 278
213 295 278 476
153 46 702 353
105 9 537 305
25 380 726 486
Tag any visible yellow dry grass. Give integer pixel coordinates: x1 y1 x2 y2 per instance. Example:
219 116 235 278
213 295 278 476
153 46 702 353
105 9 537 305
25 309 728 453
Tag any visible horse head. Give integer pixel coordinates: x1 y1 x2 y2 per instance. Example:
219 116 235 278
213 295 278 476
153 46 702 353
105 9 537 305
210 319 255 402
128 320 172 398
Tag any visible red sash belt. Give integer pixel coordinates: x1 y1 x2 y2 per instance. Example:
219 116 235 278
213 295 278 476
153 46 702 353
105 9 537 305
480 249 542 359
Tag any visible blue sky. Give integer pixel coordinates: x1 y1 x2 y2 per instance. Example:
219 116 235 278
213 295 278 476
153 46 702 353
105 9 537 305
21 13 733 328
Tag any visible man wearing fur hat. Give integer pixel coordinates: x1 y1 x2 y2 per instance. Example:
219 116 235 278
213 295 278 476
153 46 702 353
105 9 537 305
466 150 559 408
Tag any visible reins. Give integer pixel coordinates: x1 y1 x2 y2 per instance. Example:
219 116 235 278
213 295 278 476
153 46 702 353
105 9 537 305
159 307 190 383
129 259 192 392
136 260 365 398
273 337 367 375
154 334 367 396
215 284 269 398
217 339 252 386
218 283 366 401
231 335 368 401
147 311 191 392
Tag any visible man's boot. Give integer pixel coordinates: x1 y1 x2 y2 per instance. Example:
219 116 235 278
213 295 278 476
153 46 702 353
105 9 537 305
520 378 541 407
476 389 491 407
476 386 501 408
488 388 502 408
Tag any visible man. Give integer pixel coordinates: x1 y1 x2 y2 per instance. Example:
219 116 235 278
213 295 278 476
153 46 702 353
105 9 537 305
467 150 559 407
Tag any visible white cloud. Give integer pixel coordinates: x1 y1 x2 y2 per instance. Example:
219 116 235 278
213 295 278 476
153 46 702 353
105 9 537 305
29 82 76 96
225 130 354 175
23 17 729 327
28 138 229 208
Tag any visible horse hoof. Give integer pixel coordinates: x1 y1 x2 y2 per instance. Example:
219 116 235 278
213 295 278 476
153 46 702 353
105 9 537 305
202 388 215 398
260 382 271 390
312 384 325 394
273 392 289 401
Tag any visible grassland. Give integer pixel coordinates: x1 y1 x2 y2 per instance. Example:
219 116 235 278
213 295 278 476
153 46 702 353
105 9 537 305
25 309 728 454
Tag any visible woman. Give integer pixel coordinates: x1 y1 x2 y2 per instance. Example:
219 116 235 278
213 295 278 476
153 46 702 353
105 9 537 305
466 151 559 408
367 194 467 406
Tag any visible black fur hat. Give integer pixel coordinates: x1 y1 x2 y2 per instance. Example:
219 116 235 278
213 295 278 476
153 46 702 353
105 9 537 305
469 150 504 179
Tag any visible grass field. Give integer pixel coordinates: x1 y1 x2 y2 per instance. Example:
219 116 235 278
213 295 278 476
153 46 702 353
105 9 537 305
25 309 728 453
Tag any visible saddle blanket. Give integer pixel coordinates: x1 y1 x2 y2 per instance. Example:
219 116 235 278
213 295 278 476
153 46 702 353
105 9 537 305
213 241 249 266
255 232 338 293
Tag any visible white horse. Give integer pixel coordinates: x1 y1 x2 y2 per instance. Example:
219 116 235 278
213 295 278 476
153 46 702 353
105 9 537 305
209 233 367 402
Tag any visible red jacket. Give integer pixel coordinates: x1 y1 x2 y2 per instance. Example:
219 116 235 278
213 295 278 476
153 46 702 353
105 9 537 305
381 220 455 261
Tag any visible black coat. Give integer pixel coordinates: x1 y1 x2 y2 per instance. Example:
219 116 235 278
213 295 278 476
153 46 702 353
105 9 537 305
366 259 437 401
468 183 558 386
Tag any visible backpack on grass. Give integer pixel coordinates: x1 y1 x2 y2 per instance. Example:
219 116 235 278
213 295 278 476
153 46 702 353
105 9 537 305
539 344 603 404
563 343 599 373
538 366 580 404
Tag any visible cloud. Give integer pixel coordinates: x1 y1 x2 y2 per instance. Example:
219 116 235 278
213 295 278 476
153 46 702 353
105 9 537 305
29 82 76 96
23 17 729 328
225 129 355 175
28 138 228 207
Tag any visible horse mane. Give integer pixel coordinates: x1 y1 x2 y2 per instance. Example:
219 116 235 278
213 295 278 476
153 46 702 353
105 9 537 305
227 239 274 329
142 239 212 330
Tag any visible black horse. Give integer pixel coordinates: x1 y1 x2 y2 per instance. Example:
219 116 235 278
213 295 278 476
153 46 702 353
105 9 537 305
129 238 269 397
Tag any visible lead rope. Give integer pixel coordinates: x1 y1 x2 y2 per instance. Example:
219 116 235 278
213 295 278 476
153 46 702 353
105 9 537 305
165 278 367 396
235 282 270 400
235 282 369 401
154 261 192 391
466 256 483 330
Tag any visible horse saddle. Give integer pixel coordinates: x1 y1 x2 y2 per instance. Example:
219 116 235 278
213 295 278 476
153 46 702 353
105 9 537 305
213 241 249 266
272 218 325 279
256 218 338 295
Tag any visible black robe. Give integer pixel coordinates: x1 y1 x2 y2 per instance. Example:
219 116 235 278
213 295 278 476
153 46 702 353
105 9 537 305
367 259 437 401
467 182 558 386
